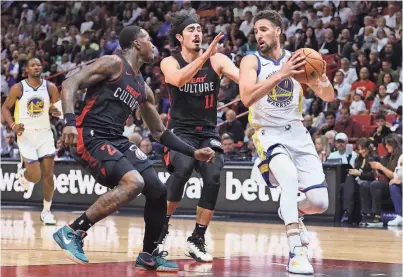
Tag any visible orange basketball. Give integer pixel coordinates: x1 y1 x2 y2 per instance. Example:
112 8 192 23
293 48 324 84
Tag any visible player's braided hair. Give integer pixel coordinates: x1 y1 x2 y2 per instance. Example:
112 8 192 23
253 10 284 34
169 10 200 48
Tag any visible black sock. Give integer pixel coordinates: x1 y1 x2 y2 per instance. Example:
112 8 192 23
194 223 207 236
165 215 171 225
70 213 93 232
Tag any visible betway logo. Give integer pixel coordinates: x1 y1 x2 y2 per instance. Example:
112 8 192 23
158 170 280 202
0 169 107 199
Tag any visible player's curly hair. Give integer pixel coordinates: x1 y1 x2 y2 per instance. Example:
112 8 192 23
253 10 284 33
169 10 200 48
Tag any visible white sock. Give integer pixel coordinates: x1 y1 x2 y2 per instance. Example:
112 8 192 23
43 200 52 212
287 228 302 251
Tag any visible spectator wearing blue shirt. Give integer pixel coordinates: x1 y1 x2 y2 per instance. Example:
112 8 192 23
103 31 119 55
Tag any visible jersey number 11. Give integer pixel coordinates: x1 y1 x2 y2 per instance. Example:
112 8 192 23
205 94 214 109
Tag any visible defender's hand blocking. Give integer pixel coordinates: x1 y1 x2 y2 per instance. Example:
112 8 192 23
279 52 306 79
194 147 215 163
62 126 79 148
12 123 24 136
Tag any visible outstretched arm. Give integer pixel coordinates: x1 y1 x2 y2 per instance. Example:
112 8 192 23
212 53 240 84
61 55 122 115
140 84 214 161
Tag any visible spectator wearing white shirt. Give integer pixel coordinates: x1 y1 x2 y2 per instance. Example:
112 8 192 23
384 4 396 29
383 83 403 115
334 1 352 24
20 4 35 24
334 70 351 101
80 14 94 34
240 11 253 37
181 1 196 15
57 54 73 73
123 3 143 27
242 2 258 17
327 132 357 167
123 115 136 137
233 1 245 19
358 16 374 36
340 58 358 85
350 89 367 115
320 6 333 26
215 16 230 34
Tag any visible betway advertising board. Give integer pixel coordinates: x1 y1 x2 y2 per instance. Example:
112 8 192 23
1 161 338 217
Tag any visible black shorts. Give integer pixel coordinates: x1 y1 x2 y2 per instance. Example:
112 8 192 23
163 128 223 173
71 127 153 189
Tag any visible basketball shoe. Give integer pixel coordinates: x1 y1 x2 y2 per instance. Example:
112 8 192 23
278 208 310 246
185 231 213 262
41 210 56 225
287 246 314 275
156 224 170 253
53 226 88 264
135 248 179 272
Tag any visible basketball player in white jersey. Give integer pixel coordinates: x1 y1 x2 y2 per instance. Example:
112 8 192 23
239 11 335 275
2 58 61 225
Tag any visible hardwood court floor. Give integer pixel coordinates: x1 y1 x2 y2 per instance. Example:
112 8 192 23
1 209 402 277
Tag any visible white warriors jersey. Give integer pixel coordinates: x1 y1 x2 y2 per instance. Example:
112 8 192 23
14 79 51 130
248 50 304 128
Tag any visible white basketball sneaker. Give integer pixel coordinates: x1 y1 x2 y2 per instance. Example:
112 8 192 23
185 233 213 262
278 208 310 246
287 246 314 275
388 215 402 226
17 163 30 192
41 210 56 225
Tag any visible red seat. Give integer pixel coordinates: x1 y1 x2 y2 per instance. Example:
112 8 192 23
385 114 395 124
377 144 388 157
352 114 372 126
363 125 375 137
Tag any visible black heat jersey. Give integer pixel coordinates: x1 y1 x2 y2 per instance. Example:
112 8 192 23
76 54 146 135
166 54 221 133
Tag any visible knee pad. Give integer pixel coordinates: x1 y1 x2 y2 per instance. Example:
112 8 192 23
166 164 194 202
199 170 221 210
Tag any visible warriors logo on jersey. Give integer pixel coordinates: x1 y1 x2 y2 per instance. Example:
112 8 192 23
267 77 294 107
26 96 45 117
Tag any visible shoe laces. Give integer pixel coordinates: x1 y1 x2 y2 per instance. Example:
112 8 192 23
191 234 207 254
153 250 169 264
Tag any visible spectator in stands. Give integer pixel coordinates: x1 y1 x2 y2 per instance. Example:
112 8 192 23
380 72 393 87
327 132 357 166
368 51 381 81
123 114 136 137
383 82 403 114
325 130 338 152
103 31 119 55
371 84 388 114
371 113 392 145
300 27 318 51
341 138 378 224
334 108 363 143
354 52 370 80
222 136 240 162
388 154 402 226
219 109 244 143
377 60 400 85
338 29 353 60
1 131 19 159
318 28 338 55
219 76 239 103
380 43 401 71
139 138 161 161
354 26 376 54
334 70 351 101
315 19 326 45
308 99 325 128
384 4 397 29
366 134 402 226
350 89 367 115
340 58 358 85
303 115 317 136
315 135 331 163
55 139 72 161
240 11 253 37
350 66 376 100
344 13 360 41
390 106 402 134
313 111 337 139
128 133 143 146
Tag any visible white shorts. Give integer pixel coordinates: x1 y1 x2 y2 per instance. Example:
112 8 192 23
252 121 326 192
17 129 56 163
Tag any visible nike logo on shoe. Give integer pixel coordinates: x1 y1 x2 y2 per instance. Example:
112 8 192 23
62 229 72 244
139 256 155 267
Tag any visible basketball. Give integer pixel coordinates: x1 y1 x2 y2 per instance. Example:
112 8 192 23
293 48 324 84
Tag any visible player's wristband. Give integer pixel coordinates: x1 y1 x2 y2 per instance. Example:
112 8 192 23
64 113 76 126
159 129 196 158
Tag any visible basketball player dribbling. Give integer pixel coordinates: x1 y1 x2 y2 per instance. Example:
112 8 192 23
2 58 61 225
159 11 239 262
52 26 215 271
239 11 335 274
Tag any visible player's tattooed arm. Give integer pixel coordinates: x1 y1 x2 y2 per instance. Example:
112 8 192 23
1 84 24 135
60 55 122 114
140 84 215 161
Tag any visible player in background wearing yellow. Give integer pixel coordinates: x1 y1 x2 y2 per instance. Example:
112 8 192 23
2 58 62 225
239 11 335 275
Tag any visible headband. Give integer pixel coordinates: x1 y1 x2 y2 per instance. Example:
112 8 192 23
177 17 198 35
